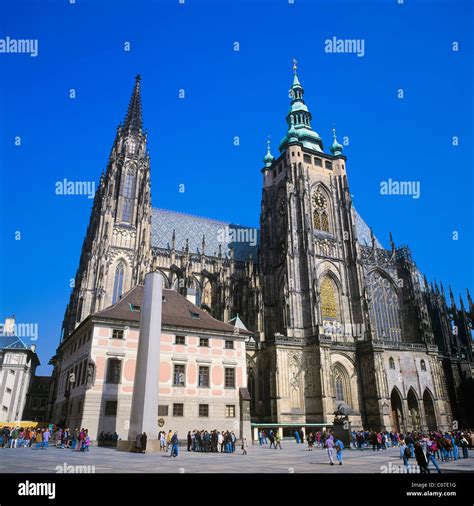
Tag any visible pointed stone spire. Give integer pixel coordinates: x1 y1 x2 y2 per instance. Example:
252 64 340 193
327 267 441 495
123 74 143 133
449 285 456 308
434 279 440 295
389 231 396 251
330 128 343 156
440 281 445 297
201 234 206 255
459 294 465 310
171 229 176 250
279 59 323 153
467 288 473 308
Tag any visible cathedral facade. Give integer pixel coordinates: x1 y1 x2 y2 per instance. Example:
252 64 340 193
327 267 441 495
55 68 473 434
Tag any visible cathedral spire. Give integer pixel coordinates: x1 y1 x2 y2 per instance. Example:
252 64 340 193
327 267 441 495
123 74 143 133
279 60 323 153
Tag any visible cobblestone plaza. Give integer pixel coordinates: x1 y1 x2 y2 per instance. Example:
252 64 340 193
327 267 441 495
1 443 472 474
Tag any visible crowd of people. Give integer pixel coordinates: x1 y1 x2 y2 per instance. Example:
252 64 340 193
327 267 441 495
0 425 91 451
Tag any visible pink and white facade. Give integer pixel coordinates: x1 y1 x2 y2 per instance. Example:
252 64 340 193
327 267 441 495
51 286 252 442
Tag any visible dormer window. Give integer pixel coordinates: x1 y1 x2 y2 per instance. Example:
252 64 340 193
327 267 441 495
190 311 200 319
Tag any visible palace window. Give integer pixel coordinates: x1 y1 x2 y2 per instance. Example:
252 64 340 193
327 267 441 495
112 329 124 340
226 405 236 418
158 405 168 416
199 337 209 347
173 364 186 386
198 366 210 387
320 276 340 320
366 271 401 341
175 335 186 345
112 263 125 305
173 403 184 417
224 340 234 350
225 368 235 388
106 359 122 384
199 404 209 417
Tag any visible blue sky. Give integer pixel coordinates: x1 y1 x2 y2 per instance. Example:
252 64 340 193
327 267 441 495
0 0 472 374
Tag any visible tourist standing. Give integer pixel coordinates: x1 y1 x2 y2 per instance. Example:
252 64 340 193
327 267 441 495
141 432 147 454
43 428 50 449
275 432 282 450
241 436 248 455
135 433 142 453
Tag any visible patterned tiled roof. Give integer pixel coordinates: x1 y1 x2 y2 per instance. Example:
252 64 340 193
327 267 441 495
151 207 380 261
151 208 259 262
0 335 29 350
352 207 383 249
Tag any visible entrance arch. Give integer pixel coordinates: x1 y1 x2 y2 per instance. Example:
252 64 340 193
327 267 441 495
407 389 421 431
390 388 404 432
423 389 437 431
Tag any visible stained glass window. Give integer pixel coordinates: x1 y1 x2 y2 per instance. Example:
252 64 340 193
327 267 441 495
112 263 124 304
312 190 331 232
335 374 344 401
320 276 339 320
367 271 401 341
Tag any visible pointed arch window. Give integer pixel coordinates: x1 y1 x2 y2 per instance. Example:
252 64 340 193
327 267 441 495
112 263 125 304
335 374 344 401
312 189 331 233
420 359 426 372
389 357 395 370
366 270 401 341
320 276 340 320
121 171 136 223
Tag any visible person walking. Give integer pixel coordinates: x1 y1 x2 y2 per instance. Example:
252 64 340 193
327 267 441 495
426 439 441 473
325 433 335 465
335 438 344 465
414 442 430 474
294 430 300 444
170 432 179 458
268 431 276 449
241 436 248 455
187 431 192 452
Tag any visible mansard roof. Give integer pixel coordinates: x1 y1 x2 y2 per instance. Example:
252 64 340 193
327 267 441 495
0 335 29 351
94 285 252 336
151 208 258 262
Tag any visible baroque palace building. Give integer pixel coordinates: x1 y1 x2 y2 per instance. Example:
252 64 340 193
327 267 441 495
52 65 473 436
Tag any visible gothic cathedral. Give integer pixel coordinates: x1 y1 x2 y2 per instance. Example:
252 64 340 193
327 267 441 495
59 67 474 433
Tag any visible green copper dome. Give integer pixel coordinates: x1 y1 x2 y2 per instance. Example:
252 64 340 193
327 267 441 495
330 128 343 156
263 140 275 167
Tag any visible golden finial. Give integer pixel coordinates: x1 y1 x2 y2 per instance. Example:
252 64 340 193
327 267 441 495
292 58 298 73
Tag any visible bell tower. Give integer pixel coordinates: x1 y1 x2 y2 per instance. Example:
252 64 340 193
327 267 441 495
62 75 152 340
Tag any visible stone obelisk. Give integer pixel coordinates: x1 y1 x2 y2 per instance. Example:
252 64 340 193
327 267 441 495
121 271 162 452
